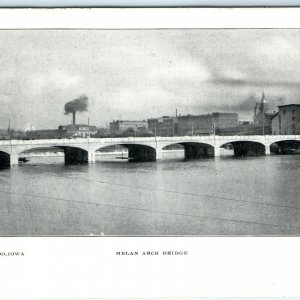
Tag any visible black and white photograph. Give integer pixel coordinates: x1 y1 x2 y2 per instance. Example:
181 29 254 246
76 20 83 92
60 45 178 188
1 8 300 300
0 23 299 236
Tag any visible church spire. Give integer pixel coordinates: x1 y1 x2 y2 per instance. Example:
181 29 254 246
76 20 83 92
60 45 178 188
259 89 268 114
261 89 266 103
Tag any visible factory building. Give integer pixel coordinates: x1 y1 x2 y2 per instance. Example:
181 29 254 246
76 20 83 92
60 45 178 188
212 112 239 128
177 114 213 136
272 104 300 135
24 125 97 140
110 120 149 135
25 129 69 139
148 116 178 136
58 124 97 138
217 123 268 136
147 112 238 136
0 129 9 140
0 129 27 140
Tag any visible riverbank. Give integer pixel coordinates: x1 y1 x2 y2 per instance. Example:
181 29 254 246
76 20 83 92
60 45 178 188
20 148 234 158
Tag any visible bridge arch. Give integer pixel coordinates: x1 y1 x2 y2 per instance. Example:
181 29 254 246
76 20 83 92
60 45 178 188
0 148 10 155
269 137 300 144
269 139 300 155
162 142 215 159
220 140 266 156
18 145 90 164
95 143 157 162
0 150 10 168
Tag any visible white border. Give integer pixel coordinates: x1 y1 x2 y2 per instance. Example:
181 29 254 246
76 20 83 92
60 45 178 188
1 237 300 298
1 8 300 29
0 237 300 298
0 8 300 299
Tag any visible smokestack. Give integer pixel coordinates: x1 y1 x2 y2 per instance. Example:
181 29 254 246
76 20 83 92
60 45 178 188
72 112 76 125
64 95 88 124
176 108 178 117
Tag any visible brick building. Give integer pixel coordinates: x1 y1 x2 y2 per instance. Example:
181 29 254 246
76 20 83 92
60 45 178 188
272 104 300 135
110 120 148 135
147 112 238 136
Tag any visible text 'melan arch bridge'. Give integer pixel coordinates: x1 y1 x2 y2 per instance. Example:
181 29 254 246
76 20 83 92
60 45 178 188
0 135 300 166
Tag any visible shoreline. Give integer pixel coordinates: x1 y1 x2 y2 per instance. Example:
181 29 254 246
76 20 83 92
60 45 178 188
20 149 234 157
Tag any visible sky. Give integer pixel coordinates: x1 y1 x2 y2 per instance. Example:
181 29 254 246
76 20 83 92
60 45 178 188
1 29 300 130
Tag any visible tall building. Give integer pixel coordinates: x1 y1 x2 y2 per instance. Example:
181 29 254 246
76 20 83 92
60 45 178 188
272 104 300 135
177 114 213 136
148 116 178 136
212 112 238 128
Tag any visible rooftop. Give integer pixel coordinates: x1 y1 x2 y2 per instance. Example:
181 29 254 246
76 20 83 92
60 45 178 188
278 104 300 108
111 120 147 123
59 124 97 130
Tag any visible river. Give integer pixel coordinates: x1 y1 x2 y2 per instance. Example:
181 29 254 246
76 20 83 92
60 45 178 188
0 151 299 236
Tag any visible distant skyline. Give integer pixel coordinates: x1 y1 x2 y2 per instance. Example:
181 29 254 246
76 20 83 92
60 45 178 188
1 29 300 130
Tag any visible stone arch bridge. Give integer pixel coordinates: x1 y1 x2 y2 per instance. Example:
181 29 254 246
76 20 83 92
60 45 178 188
0 135 299 166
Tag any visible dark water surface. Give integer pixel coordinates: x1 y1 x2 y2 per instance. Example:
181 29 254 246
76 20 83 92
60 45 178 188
0 153 299 235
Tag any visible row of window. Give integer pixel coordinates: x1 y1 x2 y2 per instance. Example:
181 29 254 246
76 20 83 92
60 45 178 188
281 109 296 114
278 116 296 124
273 130 297 135
278 124 296 129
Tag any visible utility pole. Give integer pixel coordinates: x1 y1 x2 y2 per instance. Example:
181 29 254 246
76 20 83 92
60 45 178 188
172 120 175 136
8 117 11 139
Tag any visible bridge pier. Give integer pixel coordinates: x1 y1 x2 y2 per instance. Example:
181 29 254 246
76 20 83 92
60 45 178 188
184 144 214 159
127 145 156 162
10 153 19 166
156 148 163 160
265 145 271 155
214 146 221 157
232 142 265 157
88 151 96 163
64 147 88 164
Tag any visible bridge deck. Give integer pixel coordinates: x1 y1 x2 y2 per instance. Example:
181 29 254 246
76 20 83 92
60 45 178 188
0 134 299 146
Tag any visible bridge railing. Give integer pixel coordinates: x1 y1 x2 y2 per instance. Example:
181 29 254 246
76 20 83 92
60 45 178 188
0 134 300 146
0 138 92 146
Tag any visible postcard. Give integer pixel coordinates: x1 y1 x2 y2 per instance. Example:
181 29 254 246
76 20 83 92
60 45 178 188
0 7 299 299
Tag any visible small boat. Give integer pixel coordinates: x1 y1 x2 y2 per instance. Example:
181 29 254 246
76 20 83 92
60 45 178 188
18 156 30 163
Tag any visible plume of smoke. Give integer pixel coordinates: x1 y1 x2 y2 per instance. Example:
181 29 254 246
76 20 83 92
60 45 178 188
64 95 88 115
